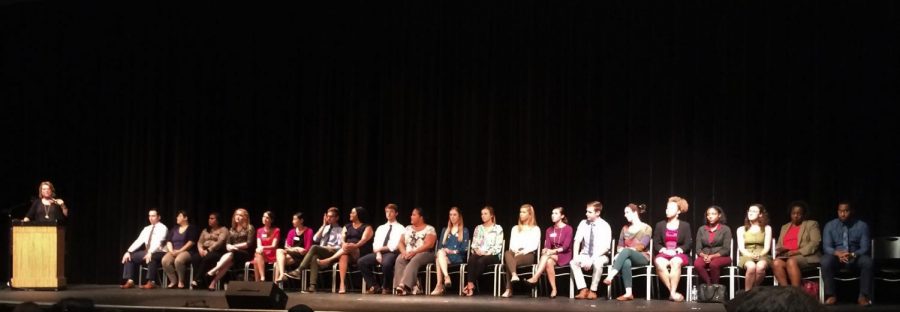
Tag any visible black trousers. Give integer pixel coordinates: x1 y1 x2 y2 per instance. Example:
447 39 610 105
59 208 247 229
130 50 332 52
195 250 225 284
122 250 165 283
358 252 398 290
466 253 500 291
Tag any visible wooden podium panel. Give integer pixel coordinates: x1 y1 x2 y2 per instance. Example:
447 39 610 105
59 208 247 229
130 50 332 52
11 225 66 289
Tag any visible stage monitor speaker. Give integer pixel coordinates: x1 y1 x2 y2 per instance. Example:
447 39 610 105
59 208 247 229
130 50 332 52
225 281 288 309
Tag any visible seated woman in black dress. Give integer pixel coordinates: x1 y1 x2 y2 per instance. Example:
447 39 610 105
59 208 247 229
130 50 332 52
206 208 255 290
316 207 374 294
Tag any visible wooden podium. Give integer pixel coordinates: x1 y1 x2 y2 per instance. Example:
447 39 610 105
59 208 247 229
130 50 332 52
11 223 66 289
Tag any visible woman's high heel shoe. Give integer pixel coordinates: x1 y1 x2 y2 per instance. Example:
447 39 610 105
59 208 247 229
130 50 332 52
549 289 557 299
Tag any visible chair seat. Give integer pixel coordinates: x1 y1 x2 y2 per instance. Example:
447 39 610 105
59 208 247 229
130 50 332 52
800 266 821 273
243 261 276 281
498 263 538 297
332 263 364 293
361 264 384 294
609 265 653 300
837 268 860 275
426 262 465 291
536 266 571 297
879 268 900 274
567 266 613 300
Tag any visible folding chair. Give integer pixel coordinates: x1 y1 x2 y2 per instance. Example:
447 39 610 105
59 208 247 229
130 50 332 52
538 264 571 297
426 241 470 294
332 263 364 293
568 240 614 299
138 265 167 287
460 239 505 296
874 237 900 301
827 239 874 302
244 261 276 281
726 238 777 299
498 249 539 297
651 249 695 300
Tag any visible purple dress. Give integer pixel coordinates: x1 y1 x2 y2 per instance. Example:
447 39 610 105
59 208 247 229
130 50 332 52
543 224 574 266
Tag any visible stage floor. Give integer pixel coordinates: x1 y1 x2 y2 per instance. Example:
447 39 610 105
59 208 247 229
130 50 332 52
0 284 894 311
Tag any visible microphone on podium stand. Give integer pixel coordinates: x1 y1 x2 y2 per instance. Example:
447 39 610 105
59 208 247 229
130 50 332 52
4 199 29 222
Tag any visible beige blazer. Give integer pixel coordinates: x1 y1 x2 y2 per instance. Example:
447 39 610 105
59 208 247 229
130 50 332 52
776 220 821 264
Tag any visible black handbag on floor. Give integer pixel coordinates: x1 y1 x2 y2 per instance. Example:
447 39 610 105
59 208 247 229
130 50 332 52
697 283 727 303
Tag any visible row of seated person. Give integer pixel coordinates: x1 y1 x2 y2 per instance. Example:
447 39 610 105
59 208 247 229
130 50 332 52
276 207 898 300
128 228 896 307
120 203 897 307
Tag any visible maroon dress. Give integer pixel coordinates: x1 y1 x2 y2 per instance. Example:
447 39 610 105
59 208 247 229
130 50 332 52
543 224 574 266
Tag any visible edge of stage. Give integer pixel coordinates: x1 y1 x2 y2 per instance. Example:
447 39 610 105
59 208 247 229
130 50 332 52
0 284 894 312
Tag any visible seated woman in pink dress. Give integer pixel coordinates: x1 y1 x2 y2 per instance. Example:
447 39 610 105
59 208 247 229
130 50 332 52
653 196 692 302
275 212 314 282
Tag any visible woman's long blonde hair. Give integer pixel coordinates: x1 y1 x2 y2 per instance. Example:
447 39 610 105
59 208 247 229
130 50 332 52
232 208 250 230
518 204 536 231
442 206 465 245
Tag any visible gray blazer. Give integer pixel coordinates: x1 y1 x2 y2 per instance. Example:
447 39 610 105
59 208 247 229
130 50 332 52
695 224 732 257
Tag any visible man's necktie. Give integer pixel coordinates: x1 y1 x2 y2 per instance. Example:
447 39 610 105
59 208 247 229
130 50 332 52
382 224 393 247
146 224 156 251
587 223 594 256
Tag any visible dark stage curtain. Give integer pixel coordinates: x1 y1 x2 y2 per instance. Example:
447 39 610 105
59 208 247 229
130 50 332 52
1 1 897 284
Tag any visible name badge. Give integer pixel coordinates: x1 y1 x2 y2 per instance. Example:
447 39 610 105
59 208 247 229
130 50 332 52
293 236 300 241
262 234 268 238
549 232 557 238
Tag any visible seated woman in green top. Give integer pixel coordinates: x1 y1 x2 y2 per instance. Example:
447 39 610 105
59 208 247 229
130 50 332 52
736 204 772 292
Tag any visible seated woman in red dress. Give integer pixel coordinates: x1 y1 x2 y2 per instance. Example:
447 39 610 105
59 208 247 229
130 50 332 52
252 211 281 281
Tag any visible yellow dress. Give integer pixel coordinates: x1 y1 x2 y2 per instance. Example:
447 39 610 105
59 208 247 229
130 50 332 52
739 228 770 268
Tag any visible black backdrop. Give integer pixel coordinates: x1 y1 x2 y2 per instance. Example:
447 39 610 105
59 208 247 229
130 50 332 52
1 1 898 284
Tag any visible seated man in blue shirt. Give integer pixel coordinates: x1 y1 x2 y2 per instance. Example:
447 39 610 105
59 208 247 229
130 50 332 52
821 201 872 307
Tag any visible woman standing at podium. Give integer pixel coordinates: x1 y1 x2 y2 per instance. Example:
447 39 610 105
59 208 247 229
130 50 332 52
23 181 68 223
